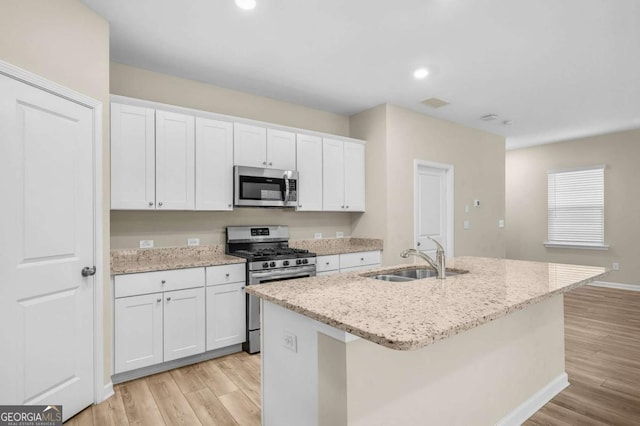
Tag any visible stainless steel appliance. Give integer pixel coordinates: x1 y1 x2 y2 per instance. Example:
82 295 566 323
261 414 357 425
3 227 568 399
234 166 298 208
226 225 316 353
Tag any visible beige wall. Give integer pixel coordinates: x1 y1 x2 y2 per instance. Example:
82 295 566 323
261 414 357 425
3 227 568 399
506 129 640 285
0 0 112 383
110 63 355 248
351 104 506 265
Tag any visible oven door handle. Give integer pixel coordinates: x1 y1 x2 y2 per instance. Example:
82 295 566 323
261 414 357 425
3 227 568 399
251 266 316 280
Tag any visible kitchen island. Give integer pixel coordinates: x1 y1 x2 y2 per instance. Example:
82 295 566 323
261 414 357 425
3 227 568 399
246 256 608 426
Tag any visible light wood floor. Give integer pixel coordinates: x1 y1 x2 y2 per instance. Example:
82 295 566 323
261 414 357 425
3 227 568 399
67 285 640 425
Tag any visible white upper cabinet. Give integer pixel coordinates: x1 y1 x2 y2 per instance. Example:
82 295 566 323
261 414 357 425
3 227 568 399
344 141 366 211
195 118 233 211
233 123 267 168
155 110 195 210
111 103 156 210
296 134 323 211
233 123 296 170
322 138 365 212
267 129 296 170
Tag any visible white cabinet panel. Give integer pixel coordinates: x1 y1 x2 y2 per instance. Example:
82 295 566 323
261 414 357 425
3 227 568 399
267 129 296 170
234 123 267 168
322 138 345 211
164 287 206 362
110 103 155 210
206 282 246 351
114 293 163 373
114 267 205 298
316 255 340 273
155 110 195 210
340 251 381 270
206 263 246 286
344 141 365 212
296 134 323 211
195 118 233 210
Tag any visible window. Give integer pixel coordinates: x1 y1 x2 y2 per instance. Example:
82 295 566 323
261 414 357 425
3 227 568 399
546 165 606 249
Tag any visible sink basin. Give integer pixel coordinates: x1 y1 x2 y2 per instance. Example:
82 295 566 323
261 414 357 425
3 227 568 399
366 267 464 282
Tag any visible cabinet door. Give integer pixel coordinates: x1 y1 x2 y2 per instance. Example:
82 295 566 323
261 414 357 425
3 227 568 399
110 103 155 210
164 287 205 362
296 134 323 211
206 282 246 351
234 123 267 168
344 141 366 211
322 138 345 211
195 117 233 210
267 129 296 170
114 293 163 373
155 110 195 210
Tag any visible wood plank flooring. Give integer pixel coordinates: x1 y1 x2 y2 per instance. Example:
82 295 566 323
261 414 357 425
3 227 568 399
67 285 640 425
525 285 640 425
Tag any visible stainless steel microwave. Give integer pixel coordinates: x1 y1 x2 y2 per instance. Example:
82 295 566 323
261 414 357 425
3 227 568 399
234 166 298 208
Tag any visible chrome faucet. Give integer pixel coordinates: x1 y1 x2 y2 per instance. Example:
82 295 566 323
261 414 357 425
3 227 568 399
400 236 446 279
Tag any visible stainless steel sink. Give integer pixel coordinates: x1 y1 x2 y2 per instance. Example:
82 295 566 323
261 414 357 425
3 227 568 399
366 267 463 282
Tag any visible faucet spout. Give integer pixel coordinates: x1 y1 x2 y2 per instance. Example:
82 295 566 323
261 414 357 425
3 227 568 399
400 237 446 279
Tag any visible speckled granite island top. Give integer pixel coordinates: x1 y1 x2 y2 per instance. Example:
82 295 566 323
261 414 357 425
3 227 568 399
110 245 245 275
246 256 609 350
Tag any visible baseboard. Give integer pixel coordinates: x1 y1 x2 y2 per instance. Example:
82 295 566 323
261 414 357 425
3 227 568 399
496 372 569 426
100 382 114 403
589 281 640 291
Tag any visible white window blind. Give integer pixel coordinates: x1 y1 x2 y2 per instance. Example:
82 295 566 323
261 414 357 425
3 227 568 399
547 166 604 247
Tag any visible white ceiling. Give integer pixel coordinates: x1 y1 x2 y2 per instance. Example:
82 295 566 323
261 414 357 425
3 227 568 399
82 0 640 149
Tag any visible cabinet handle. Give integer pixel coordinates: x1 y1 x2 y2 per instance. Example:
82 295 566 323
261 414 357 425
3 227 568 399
361 258 365 261
228 204 232 208
156 298 162 303
298 205 302 208
241 286 246 290
326 262 330 265
262 161 267 166
158 202 163 207
268 162 273 166
148 201 154 207
161 280 166 285
346 205 349 209
341 205 345 209
225 273 230 277
166 297 171 302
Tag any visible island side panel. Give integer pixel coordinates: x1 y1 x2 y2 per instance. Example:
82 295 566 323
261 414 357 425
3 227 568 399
341 294 567 426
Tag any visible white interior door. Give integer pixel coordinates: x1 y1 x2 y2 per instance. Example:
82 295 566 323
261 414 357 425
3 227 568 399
0 74 95 419
414 161 453 258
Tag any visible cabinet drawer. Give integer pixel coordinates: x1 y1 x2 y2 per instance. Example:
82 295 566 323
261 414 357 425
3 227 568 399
114 267 205 298
339 251 381 269
316 255 340 273
206 263 246 286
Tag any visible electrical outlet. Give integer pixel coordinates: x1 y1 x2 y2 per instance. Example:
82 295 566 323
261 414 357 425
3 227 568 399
463 220 470 230
139 240 154 249
314 232 322 239
498 219 505 228
187 238 200 247
613 262 620 271
336 231 344 238
283 331 298 352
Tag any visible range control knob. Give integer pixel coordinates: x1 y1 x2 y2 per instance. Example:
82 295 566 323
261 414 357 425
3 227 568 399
283 260 290 266
270 261 276 268
262 262 269 268
302 259 308 264
296 259 302 265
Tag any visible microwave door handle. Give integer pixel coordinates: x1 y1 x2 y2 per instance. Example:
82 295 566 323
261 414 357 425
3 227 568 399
283 173 290 205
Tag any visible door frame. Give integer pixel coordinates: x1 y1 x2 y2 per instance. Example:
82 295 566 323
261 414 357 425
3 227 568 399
413 159 454 258
0 60 108 403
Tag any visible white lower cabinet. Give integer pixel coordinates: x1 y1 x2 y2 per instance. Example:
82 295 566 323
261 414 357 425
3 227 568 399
316 251 381 276
114 292 163 373
113 268 206 374
205 264 247 351
163 287 206 362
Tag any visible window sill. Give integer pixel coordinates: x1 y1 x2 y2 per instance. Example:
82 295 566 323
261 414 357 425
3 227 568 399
543 242 609 250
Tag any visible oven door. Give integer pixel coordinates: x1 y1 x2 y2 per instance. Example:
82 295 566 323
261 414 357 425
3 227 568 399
247 265 316 331
234 166 298 207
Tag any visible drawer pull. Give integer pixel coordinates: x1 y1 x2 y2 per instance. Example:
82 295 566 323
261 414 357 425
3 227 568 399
166 297 171 302
225 273 230 277
161 280 166 285
326 262 330 265
156 298 161 303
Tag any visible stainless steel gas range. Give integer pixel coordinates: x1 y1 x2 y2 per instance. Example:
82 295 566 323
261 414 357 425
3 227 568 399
226 225 317 354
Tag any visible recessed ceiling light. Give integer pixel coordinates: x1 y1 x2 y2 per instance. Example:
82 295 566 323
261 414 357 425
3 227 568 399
235 0 256 10
413 68 429 80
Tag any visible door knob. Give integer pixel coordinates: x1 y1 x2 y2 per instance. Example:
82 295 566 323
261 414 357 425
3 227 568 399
81 266 96 277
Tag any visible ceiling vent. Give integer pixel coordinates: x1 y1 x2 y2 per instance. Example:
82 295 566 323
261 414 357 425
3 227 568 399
421 97 450 109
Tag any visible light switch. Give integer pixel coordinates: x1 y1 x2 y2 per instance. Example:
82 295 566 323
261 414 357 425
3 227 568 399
463 220 470 230
465 204 470 213
498 219 505 228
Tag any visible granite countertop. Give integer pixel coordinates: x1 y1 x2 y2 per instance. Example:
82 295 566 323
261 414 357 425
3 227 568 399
110 245 245 275
290 237 383 256
246 256 609 351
